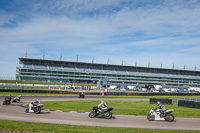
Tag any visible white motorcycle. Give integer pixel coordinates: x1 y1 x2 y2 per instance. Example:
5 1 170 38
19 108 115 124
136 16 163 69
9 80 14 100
147 108 175 122
12 95 22 103
25 99 44 114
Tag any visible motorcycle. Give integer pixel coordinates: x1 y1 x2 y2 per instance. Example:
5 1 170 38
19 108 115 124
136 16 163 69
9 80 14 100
147 108 175 122
89 106 114 119
2 95 12 105
25 99 44 114
12 95 22 103
78 93 85 98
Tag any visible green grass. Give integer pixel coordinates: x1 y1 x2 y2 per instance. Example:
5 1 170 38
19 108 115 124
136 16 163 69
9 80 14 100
0 80 96 86
1 87 93 91
42 100 200 118
0 92 77 96
1 88 50 90
0 119 199 133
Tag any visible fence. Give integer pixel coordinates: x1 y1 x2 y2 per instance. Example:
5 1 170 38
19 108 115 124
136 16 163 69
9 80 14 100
0 77 15 80
171 98 200 103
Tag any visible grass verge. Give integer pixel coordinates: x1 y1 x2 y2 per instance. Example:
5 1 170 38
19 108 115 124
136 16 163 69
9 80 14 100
0 119 199 133
0 80 96 86
42 100 200 118
0 92 79 96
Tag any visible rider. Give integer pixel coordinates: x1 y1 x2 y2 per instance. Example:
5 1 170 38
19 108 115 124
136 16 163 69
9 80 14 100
5 95 12 101
33 99 40 105
9 95 12 101
156 101 167 116
98 100 108 113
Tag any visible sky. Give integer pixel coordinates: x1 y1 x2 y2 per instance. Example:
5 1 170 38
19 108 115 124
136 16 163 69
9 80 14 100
0 0 200 79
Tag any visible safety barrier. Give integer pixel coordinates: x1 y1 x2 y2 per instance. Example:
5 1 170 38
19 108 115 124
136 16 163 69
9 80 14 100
140 92 200 96
178 100 200 109
1 89 200 96
149 98 172 104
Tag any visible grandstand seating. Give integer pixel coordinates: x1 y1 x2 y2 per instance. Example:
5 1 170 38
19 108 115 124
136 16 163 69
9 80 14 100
16 58 200 86
21 63 200 79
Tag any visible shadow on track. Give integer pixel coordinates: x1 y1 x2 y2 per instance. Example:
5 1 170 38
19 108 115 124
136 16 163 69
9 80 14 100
38 112 51 114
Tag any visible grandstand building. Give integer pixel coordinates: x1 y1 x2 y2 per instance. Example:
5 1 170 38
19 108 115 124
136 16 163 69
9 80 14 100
16 58 200 87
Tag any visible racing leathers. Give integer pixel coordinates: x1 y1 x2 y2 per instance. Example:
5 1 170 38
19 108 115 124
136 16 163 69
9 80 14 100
97 101 108 114
156 102 167 117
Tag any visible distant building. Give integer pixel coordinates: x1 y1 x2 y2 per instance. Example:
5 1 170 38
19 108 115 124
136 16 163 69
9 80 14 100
16 58 200 87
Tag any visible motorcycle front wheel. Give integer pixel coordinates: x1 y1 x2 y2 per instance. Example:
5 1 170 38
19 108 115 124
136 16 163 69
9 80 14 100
104 112 112 119
165 114 174 122
34 107 41 114
147 114 155 121
25 108 29 113
89 111 95 118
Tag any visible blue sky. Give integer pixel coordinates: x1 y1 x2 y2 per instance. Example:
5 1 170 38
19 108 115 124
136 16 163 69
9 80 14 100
0 0 200 78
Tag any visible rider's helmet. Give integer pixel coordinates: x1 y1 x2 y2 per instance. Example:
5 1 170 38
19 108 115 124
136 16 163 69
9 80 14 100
36 99 40 103
101 100 104 103
157 101 161 106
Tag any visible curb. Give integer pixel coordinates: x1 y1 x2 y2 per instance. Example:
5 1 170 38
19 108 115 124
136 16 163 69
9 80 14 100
20 103 90 114
42 109 90 114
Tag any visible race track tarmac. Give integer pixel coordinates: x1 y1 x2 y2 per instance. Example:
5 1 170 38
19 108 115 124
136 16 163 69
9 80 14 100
0 96 200 130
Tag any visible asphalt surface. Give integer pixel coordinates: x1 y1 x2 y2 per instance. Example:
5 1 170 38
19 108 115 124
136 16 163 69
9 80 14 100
0 96 200 130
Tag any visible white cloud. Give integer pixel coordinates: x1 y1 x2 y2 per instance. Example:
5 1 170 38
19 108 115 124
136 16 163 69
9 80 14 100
0 11 16 26
0 0 200 77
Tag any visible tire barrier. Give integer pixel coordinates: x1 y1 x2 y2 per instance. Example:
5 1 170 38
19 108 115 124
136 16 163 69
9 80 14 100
149 98 172 104
104 92 140 96
140 92 200 96
1 89 200 96
178 100 200 109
